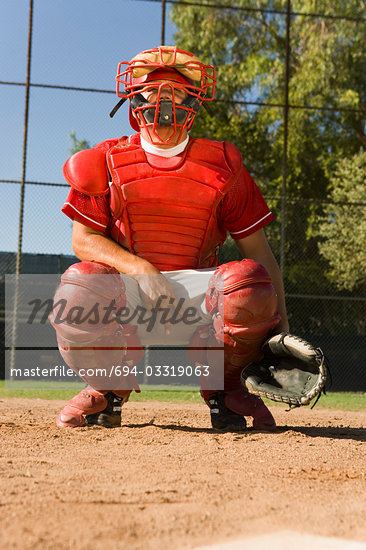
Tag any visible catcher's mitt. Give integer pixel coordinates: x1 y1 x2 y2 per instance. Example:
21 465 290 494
241 332 329 407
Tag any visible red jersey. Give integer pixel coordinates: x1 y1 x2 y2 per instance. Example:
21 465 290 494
62 134 274 269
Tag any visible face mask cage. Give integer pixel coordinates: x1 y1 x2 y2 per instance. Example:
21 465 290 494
129 80 203 144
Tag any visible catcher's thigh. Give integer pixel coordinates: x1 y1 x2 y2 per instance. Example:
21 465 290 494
49 261 143 391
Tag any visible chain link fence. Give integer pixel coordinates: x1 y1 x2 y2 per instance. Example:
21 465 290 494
1 0 365 390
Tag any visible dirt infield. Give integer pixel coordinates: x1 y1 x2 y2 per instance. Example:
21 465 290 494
0 398 365 550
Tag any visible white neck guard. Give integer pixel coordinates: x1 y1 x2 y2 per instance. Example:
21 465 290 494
139 135 189 158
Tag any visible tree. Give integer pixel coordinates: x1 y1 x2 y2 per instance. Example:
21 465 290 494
69 132 91 154
170 0 365 178
317 150 366 292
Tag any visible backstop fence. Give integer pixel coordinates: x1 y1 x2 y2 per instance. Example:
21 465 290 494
1 0 365 391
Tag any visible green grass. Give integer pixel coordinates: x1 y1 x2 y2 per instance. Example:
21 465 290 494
0 380 365 410
0 380 203 402
306 392 366 411
0 380 84 400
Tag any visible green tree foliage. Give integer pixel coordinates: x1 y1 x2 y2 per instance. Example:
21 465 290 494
69 131 91 154
170 0 366 294
170 0 365 182
317 150 366 292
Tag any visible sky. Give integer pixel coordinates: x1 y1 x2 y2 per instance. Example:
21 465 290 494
1 0 177 256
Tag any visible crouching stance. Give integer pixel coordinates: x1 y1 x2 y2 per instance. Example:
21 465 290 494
52 45 289 430
189 259 280 431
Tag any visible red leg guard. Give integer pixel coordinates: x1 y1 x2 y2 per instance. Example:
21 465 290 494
191 259 280 429
50 261 143 392
208 258 280 374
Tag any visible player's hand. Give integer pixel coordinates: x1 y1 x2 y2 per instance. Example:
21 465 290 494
132 272 178 335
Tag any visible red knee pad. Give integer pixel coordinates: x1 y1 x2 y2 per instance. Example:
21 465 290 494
206 259 280 340
207 258 280 351
51 261 126 332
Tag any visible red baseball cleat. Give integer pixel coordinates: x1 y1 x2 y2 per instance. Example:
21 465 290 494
56 387 107 428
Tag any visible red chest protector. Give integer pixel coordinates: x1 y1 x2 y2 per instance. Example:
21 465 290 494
106 137 241 271
63 136 243 271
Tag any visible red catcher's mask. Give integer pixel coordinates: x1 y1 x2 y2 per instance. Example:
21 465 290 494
113 46 216 144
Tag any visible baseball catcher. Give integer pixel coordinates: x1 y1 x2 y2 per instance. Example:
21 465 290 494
52 45 291 431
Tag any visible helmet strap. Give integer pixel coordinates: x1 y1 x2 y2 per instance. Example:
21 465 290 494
109 97 127 118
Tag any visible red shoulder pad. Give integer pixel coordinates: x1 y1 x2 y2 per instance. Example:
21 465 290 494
63 148 109 196
223 141 243 173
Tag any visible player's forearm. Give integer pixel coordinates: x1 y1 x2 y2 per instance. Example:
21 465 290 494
246 246 289 331
235 230 289 332
263 259 289 332
72 226 159 276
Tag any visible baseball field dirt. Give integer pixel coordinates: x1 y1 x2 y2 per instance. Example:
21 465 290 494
0 398 365 550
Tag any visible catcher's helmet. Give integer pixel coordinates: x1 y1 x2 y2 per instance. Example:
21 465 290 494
110 46 216 144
